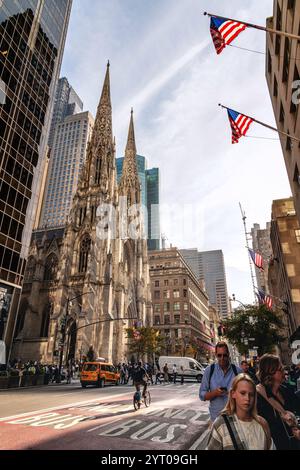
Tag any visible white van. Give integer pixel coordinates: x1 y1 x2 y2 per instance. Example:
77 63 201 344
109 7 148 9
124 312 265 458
158 356 205 382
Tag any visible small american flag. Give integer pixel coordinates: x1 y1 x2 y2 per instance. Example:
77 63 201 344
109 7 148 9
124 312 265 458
210 16 246 55
249 248 264 270
227 109 253 143
256 290 273 310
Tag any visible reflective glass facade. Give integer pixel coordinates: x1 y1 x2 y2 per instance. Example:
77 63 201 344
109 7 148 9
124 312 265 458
0 0 72 350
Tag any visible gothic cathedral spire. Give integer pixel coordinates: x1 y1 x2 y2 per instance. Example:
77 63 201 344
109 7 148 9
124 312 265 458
119 109 141 206
78 62 114 194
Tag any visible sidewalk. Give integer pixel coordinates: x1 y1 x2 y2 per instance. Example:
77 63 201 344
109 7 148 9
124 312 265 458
0 378 80 392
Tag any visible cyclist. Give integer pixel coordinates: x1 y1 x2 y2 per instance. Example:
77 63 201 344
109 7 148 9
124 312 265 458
132 361 149 403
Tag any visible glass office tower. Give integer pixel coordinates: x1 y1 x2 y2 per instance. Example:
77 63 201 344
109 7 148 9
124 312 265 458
116 156 160 251
0 0 72 357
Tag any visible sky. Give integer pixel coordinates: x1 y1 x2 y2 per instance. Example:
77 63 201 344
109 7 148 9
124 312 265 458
60 0 291 305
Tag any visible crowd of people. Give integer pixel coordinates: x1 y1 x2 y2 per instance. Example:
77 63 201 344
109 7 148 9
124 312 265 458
3 359 81 384
200 341 300 450
116 361 185 386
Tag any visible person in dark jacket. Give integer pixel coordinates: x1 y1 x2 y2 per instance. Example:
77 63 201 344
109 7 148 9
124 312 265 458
256 354 300 450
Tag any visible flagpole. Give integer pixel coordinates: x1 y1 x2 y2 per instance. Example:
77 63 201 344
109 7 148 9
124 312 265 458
239 203 257 303
219 103 300 142
204 12 300 41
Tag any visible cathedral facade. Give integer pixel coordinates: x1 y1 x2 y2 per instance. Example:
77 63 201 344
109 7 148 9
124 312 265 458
12 64 153 364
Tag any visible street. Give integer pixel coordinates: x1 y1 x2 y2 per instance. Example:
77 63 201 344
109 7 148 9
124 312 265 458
0 381 209 450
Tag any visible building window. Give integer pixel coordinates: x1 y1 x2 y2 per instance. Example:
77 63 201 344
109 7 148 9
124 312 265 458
288 0 295 10
279 102 285 124
154 315 160 325
40 303 52 337
174 329 179 338
78 235 91 273
295 229 300 243
267 49 272 74
174 315 181 324
183 302 189 311
154 304 161 313
273 75 278 97
173 289 180 298
44 253 58 281
155 280 159 287
183 279 187 286
282 37 290 83
163 290 170 299
164 280 169 286
164 315 170 325
154 290 160 299
183 289 187 298
164 302 170 312
275 3 281 55
174 302 180 311
173 279 178 286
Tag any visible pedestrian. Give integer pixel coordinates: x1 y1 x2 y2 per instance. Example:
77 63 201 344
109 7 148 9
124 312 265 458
206 373 274 450
199 341 242 423
241 360 258 385
256 354 300 450
172 364 177 384
180 365 184 385
163 363 169 384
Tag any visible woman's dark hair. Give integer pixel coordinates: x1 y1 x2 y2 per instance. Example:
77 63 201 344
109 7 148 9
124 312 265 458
257 354 281 386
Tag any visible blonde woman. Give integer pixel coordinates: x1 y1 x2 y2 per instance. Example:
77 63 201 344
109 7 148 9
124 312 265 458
206 373 274 450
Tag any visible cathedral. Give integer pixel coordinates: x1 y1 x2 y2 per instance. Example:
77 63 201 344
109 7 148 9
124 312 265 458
12 64 153 365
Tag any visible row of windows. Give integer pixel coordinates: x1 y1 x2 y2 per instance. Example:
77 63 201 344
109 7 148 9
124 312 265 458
153 289 188 299
153 278 187 287
153 302 188 312
0 244 21 274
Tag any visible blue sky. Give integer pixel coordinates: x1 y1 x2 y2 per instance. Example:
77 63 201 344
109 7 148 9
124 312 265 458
60 0 291 305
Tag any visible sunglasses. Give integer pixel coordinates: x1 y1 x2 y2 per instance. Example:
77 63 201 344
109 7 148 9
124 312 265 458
217 354 229 358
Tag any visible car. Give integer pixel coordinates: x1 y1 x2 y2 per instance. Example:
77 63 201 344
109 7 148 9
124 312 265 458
80 361 120 388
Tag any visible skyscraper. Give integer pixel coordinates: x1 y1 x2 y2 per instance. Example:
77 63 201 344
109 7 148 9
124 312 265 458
116 156 160 251
180 249 230 318
146 167 160 251
0 0 72 355
48 77 83 149
39 110 94 228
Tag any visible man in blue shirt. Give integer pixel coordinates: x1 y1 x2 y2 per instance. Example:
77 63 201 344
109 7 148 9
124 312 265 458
199 341 242 422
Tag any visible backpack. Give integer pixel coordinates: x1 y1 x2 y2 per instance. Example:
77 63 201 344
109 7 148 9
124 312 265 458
208 363 238 391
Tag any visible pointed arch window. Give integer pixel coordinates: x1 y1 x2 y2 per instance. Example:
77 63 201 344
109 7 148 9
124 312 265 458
95 157 101 184
44 253 58 281
40 303 52 337
24 256 35 282
78 235 91 273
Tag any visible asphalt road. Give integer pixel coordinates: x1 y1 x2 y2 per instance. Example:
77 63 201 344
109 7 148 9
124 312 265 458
0 380 210 450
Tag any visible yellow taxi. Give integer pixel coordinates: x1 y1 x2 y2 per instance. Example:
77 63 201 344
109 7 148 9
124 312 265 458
80 361 120 388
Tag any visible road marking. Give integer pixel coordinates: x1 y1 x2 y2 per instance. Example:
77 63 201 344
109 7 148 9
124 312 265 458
189 424 210 450
0 390 133 422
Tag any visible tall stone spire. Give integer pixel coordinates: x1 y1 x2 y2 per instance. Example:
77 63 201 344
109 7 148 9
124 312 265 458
119 109 141 205
78 62 114 192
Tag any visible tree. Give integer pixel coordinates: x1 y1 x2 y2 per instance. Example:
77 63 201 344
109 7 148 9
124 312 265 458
86 345 96 362
223 304 285 357
126 327 165 360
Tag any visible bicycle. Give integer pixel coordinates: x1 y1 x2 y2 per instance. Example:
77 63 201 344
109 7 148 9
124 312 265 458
133 386 151 410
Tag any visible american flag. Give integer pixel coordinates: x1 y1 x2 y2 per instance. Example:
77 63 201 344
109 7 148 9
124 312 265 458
227 109 253 143
249 248 264 270
210 16 246 55
256 290 273 310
